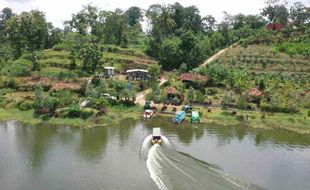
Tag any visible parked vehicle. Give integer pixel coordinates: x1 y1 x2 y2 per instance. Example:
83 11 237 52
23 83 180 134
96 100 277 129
174 111 186 124
182 105 192 113
144 109 154 119
191 111 200 123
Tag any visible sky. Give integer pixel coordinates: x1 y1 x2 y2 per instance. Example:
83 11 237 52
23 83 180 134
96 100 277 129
0 0 308 28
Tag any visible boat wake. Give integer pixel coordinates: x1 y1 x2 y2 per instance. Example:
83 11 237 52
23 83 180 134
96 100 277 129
141 136 262 190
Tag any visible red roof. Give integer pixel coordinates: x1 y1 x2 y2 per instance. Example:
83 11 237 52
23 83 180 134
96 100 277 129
166 87 178 94
179 73 207 82
267 23 284 31
250 88 262 96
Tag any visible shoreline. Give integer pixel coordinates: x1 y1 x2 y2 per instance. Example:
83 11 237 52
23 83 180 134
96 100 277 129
1 107 309 134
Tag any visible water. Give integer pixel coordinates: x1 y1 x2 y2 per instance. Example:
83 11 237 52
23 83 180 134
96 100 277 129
0 118 310 190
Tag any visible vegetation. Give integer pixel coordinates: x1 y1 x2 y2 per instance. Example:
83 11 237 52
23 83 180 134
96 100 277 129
0 1 309 131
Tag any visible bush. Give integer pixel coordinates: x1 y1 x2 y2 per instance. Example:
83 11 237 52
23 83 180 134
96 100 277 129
55 90 77 107
260 102 299 113
206 88 218 95
3 78 17 89
17 100 33 111
3 59 32 77
52 44 66 51
195 91 205 103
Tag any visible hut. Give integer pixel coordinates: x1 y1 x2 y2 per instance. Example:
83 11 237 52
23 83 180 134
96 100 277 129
166 87 183 105
250 88 262 97
267 23 284 31
126 69 148 80
104 67 115 78
179 73 208 87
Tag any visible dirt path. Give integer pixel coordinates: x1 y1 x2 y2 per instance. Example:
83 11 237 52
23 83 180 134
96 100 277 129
200 43 237 67
135 78 167 105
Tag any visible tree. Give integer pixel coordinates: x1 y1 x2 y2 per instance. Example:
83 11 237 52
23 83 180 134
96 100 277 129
0 7 14 31
125 6 143 26
261 0 289 24
47 27 64 48
80 43 102 74
69 49 77 70
31 51 41 73
67 4 99 35
202 15 216 34
148 63 161 79
187 87 195 103
6 10 49 58
289 2 310 26
103 10 128 46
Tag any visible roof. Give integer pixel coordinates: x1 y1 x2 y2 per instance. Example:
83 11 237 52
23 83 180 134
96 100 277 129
153 128 161 137
104 67 114 69
179 73 207 82
166 87 178 94
267 23 284 31
126 69 148 73
192 111 199 117
250 88 262 96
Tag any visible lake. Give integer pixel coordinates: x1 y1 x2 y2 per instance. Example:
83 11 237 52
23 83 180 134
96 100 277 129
0 117 310 190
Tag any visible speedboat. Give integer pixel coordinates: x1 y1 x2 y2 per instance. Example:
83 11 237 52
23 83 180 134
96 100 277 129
144 109 154 119
151 128 162 144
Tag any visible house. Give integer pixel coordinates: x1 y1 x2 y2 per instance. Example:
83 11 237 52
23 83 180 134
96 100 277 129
166 87 183 105
179 73 208 87
250 88 262 97
267 23 284 31
104 67 115 78
126 69 148 80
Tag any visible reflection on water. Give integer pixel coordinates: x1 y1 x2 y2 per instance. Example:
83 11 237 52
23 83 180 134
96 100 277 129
0 118 310 190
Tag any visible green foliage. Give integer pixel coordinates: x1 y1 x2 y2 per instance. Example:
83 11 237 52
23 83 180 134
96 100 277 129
187 87 195 103
58 104 95 120
80 43 102 74
33 85 58 116
274 42 310 57
16 100 33 111
195 90 205 103
148 63 161 79
6 10 52 58
2 59 32 77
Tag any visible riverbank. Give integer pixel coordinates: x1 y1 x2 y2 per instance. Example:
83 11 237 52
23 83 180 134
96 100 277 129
1 106 309 134
0 106 141 128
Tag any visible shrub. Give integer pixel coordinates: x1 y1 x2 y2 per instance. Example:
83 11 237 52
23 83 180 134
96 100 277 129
52 44 66 51
17 100 33 111
195 91 205 103
5 59 32 77
206 88 218 95
260 102 299 113
3 78 17 89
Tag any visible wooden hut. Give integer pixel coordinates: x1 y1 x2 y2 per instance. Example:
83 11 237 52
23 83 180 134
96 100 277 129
104 67 115 78
126 69 148 80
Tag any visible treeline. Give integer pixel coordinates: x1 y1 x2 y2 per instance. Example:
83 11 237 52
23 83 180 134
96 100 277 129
0 0 309 70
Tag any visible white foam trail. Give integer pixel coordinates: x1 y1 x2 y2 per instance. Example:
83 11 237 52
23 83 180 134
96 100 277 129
146 144 169 190
157 150 199 184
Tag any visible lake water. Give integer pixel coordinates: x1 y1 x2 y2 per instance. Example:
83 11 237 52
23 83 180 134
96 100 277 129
0 118 310 190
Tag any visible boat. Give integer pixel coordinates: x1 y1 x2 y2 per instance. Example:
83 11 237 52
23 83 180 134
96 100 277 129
191 111 200 123
144 109 154 119
174 111 186 124
151 128 162 144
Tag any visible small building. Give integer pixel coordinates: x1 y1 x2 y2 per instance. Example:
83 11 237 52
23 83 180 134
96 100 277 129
179 73 208 87
267 23 284 31
104 67 115 78
126 69 148 80
250 88 262 97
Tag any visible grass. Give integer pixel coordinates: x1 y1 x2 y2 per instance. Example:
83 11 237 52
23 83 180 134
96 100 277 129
196 107 310 134
0 105 142 128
